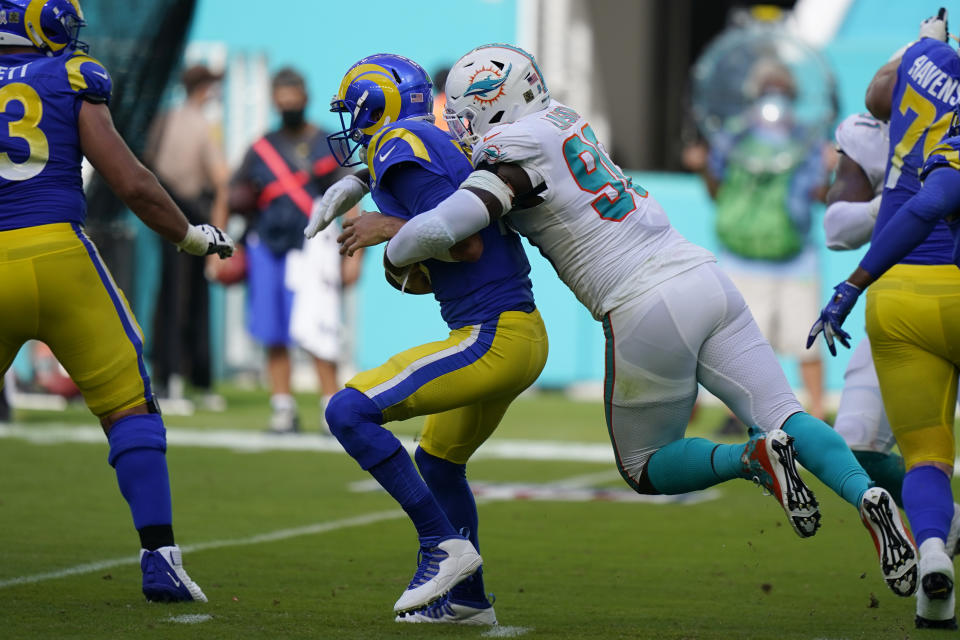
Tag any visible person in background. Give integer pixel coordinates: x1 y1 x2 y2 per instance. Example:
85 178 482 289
230 67 360 433
144 63 229 411
683 58 832 430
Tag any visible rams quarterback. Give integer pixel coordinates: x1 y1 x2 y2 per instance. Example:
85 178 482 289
0 0 233 602
318 43 919 600
304 53 547 624
809 10 960 629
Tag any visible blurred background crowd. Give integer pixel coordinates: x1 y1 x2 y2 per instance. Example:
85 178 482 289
0 0 943 431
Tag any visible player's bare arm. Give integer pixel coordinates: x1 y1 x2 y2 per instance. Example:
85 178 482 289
78 101 233 258
865 58 899 121
826 153 875 205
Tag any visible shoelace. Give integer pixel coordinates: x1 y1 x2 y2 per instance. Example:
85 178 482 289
407 546 446 588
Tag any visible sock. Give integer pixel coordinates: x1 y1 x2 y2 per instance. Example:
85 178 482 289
853 450 905 507
781 412 871 507
270 393 296 412
108 414 172 531
646 438 747 494
139 524 175 551
369 448 457 542
903 465 954 547
325 389 456 543
415 447 487 604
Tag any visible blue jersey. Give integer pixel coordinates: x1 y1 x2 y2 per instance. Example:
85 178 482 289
922 136 960 264
0 50 111 231
367 119 535 328
875 38 958 264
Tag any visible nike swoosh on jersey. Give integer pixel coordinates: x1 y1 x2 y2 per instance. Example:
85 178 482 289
483 132 502 142
91 70 109 80
378 145 397 162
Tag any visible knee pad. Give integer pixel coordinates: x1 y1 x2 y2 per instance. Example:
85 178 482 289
415 446 466 486
324 388 382 439
325 388 399 469
107 413 166 468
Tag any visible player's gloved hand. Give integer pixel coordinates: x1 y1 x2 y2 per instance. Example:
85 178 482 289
304 174 369 238
176 223 235 258
806 281 861 357
919 8 949 42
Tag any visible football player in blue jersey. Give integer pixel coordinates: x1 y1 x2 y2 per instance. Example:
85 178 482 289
808 8 960 630
0 0 234 603
303 54 548 624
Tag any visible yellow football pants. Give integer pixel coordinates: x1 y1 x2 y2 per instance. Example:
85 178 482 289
0 223 153 418
866 264 960 469
347 309 548 464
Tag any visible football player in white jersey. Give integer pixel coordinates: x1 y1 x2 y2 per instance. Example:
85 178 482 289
314 44 919 602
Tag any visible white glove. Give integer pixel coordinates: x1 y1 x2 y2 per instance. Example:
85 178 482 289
176 223 235 258
304 174 369 238
920 8 948 42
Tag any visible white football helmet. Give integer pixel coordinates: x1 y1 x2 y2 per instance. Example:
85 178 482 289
444 44 550 146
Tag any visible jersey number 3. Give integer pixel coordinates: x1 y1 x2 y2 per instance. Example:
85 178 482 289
563 123 646 221
0 82 49 181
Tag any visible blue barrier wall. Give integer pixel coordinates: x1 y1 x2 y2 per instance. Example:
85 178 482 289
174 0 952 392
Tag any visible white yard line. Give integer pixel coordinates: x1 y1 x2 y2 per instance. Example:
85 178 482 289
0 422 617 463
0 509 406 589
0 435 717 591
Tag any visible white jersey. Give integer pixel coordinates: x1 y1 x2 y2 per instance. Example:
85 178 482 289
834 113 890 194
472 100 714 319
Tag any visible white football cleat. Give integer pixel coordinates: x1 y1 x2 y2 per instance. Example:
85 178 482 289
859 487 918 597
393 537 482 614
140 545 207 603
396 593 497 625
916 539 957 630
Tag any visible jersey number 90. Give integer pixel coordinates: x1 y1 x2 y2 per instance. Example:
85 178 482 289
563 123 646 222
0 82 49 181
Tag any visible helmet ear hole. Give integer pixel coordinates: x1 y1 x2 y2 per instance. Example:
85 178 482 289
489 111 504 125
369 108 383 124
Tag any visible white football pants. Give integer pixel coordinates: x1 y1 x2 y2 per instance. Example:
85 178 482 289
832 337 895 454
602 261 803 482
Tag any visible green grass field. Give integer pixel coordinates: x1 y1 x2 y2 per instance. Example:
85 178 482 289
0 389 946 639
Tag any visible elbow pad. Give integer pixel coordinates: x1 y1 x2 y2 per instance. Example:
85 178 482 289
461 168 514 214
823 196 880 251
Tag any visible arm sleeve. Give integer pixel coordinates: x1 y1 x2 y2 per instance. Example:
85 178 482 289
859 168 960 276
385 189 490 266
823 195 881 250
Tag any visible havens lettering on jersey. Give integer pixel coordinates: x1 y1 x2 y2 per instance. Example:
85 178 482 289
875 38 957 265
0 49 111 231
906 54 960 105
369 118 535 329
